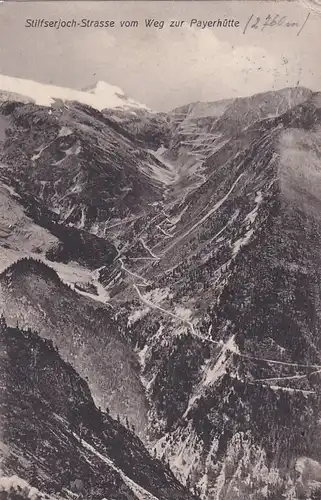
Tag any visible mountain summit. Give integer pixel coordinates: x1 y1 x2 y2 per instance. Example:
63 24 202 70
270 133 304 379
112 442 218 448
0 74 149 112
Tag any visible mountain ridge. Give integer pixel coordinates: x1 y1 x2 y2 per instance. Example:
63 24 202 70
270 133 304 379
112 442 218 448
0 79 321 499
0 74 150 112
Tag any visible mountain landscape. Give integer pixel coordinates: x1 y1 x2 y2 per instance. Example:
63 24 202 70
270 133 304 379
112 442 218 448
0 74 321 500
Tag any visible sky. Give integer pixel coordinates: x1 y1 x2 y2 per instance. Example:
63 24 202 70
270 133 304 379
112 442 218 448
0 0 320 111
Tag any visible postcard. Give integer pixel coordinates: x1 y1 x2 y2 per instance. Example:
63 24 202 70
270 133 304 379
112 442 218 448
0 1 320 499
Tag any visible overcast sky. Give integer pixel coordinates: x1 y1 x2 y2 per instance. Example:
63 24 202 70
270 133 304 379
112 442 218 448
0 1 320 110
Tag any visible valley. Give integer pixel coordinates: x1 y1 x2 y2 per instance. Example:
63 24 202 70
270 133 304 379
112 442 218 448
0 76 320 500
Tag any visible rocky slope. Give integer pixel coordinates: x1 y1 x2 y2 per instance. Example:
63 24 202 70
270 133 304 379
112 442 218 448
0 76 321 499
104 89 321 499
0 99 170 228
0 315 197 500
0 258 149 437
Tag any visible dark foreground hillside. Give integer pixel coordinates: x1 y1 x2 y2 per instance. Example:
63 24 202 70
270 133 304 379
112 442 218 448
0 315 197 500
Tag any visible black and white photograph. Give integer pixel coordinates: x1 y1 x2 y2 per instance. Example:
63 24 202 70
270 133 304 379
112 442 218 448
0 0 321 498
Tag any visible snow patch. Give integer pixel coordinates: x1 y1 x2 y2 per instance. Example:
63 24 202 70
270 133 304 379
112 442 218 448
174 306 192 322
137 344 149 372
183 335 239 417
127 307 150 327
141 160 176 187
52 143 81 166
244 191 263 226
204 335 239 386
232 190 264 257
0 74 150 112
232 228 254 257
58 126 73 137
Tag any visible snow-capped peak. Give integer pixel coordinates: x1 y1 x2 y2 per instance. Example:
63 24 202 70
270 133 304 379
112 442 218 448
0 74 151 112
85 80 124 95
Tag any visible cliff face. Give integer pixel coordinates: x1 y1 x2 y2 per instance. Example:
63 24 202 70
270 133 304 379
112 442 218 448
0 81 321 499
